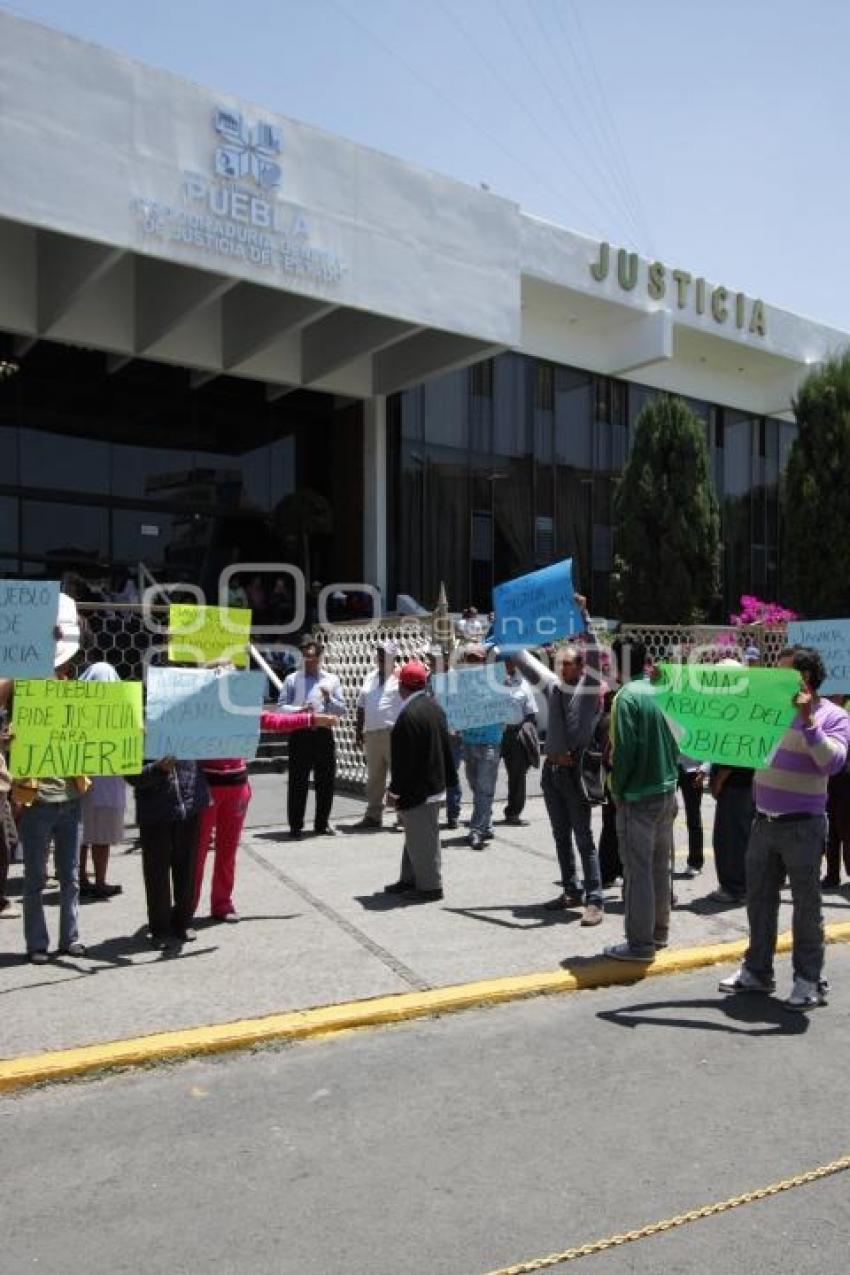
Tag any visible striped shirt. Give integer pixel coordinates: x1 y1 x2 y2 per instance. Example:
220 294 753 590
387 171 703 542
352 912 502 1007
755 699 850 816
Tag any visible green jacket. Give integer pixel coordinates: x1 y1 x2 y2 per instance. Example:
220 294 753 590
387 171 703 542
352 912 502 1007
610 678 678 802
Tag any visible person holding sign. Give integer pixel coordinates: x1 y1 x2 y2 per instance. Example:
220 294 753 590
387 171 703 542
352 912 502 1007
3 593 88 964
193 703 337 924
603 635 679 962
720 646 850 1010
277 637 345 839
510 596 607 926
456 645 509 851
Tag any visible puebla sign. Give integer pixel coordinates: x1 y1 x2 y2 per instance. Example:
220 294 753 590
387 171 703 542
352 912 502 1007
589 241 766 338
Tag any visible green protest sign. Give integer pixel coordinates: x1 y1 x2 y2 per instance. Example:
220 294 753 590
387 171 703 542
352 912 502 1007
655 663 800 769
168 604 250 668
10 679 144 777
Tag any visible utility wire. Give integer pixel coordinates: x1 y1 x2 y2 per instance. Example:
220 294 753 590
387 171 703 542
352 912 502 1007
328 0 614 239
433 0 641 249
558 0 656 254
495 0 645 250
532 0 652 251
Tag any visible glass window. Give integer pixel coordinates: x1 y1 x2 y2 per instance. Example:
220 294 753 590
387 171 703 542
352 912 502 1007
535 515 554 564
111 442 199 502
19 428 110 494
22 500 109 568
0 496 18 554
470 359 494 399
535 364 554 412
554 370 592 469
0 422 19 484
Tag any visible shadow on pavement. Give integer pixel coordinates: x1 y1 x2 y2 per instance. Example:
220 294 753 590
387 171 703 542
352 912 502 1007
597 994 810 1036
442 903 580 931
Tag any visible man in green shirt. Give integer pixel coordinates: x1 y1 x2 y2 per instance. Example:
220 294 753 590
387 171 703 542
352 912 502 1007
603 636 678 962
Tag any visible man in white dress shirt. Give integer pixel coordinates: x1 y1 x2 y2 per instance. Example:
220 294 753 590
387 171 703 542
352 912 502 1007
354 640 403 828
277 637 345 839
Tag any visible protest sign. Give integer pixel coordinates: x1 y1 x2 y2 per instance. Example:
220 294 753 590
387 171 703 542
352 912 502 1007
432 662 519 731
492 560 582 650
168 604 251 668
787 619 850 696
10 678 143 777
0 580 60 678
145 666 265 760
655 663 799 768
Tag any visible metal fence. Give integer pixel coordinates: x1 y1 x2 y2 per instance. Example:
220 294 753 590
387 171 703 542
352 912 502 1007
75 605 789 790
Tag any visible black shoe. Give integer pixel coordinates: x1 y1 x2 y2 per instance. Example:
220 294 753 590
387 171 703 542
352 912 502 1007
469 832 484 851
173 927 198 943
821 876 841 890
483 829 495 842
406 888 444 903
384 880 415 894
446 818 459 830
504 815 529 826
543 892 583 911
150 934 176 952
289 829 303 841
89 882 123 900
59 941 87 957
314 824 337 836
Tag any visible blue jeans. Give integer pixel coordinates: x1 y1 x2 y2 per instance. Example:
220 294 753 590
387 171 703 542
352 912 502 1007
446 737 462 823
541 763 603 905
20 798 81 954
462 743 500 836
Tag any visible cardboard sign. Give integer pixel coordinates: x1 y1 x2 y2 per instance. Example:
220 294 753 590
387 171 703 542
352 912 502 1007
787 619 850 696
145 666 265 760
655 663 799 768
492 560 582 651
432 662 519 731
0 580 60 678
10 679 144 776
168 604 250 668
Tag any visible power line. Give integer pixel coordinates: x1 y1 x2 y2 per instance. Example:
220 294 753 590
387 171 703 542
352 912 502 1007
433 0 641 247
495 0 646 249
327 0 616 238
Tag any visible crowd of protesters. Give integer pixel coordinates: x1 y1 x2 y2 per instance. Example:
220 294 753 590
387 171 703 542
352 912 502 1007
1 587 848 1014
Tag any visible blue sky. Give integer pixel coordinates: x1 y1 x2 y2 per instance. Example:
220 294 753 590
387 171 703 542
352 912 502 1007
6 0 848 329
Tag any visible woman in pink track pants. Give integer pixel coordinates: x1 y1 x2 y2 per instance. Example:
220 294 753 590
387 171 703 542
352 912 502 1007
193 708 335 923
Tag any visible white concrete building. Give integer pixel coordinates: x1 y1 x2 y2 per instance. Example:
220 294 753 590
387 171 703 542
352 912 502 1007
0 11 846 613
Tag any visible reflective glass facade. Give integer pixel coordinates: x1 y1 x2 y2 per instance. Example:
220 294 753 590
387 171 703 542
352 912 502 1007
387 352 797 617
0 337 364 598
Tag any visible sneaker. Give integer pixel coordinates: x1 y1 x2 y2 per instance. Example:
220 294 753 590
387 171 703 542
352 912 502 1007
719 965 775 994
580 904 604 927
220 911 240 924
28 950 49 965
469 832 484 851
783 977 828 1011
482 829 495 842
0 902 21 919
603 942 655 963
59 942 87 957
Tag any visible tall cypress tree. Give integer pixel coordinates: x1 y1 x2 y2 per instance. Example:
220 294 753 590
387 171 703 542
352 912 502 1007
784 351 850 615
611 396 720 622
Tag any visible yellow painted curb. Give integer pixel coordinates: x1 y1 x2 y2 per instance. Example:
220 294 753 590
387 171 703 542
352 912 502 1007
2 922 850 1095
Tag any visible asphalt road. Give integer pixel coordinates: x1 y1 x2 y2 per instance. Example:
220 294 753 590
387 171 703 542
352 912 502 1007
5 948 850 1275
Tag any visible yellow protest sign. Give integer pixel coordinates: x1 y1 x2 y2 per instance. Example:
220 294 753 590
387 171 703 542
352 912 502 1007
168 604 250 668
10 679 144 777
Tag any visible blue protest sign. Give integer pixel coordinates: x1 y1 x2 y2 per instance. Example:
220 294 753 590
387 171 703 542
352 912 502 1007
432 662 520 731
787 619 850 696
492 560 582 650
0 580 60 678
144 667 266 760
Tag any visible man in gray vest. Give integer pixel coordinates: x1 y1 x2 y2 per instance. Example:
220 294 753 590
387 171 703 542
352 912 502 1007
511 597 605 926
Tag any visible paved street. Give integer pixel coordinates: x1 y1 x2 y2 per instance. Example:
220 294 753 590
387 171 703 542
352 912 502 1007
2 772 849 1058
4 947 849 1275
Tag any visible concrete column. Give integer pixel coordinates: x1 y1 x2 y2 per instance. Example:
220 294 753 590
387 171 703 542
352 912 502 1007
363 395 388 606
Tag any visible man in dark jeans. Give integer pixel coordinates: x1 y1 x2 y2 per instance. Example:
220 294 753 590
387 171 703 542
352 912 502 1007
500 658 539 826
512 596 605 927
277 638 346 838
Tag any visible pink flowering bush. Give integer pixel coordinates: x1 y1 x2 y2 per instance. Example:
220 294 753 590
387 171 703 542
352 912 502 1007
730 595 797 626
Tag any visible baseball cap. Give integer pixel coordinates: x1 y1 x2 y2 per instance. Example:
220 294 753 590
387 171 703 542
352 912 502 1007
398 660 429 689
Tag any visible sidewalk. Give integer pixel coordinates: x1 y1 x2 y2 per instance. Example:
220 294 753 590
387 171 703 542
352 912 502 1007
2 773 849 1060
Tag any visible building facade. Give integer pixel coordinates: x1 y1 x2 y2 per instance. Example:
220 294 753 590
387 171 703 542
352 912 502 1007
0 12 844 618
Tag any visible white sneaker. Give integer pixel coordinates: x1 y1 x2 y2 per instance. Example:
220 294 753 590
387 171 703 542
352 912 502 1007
783 977 828 1012
719 965 774 994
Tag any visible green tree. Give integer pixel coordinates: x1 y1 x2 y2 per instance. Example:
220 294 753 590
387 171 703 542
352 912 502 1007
783 351 850 615
611 396 720 622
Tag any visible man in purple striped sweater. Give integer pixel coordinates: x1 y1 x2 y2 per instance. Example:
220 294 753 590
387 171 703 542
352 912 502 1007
720 646 850 1010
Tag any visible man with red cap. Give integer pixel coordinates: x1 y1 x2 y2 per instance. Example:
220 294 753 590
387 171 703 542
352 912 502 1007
384 659 458 901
